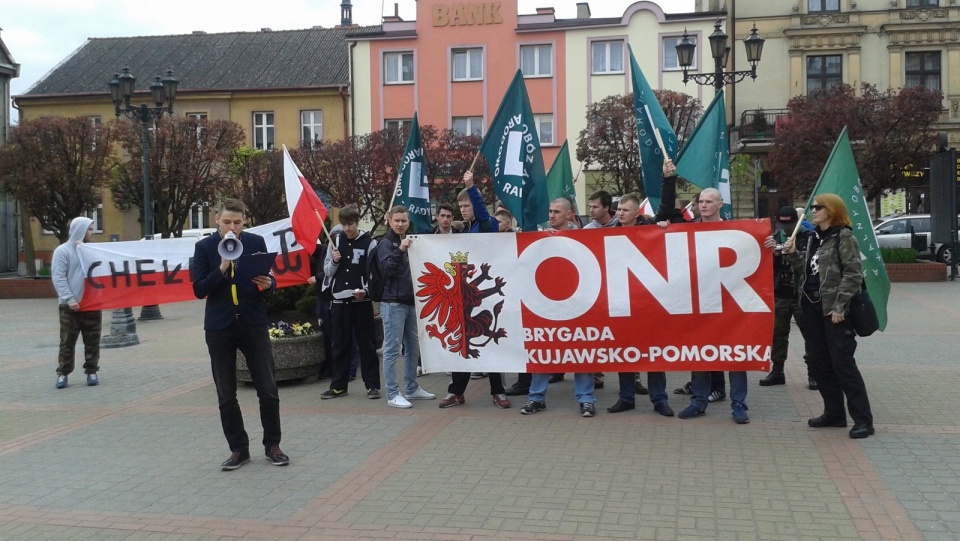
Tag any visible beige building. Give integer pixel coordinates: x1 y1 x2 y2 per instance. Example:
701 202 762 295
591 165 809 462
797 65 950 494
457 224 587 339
0 30 19 273
697 0 960 215
13 25 356 264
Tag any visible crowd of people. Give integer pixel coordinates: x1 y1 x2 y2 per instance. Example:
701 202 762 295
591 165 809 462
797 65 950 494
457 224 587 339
50 162 876 471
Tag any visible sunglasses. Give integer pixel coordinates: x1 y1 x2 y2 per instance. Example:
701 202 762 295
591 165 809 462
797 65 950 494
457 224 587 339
811 204 826 211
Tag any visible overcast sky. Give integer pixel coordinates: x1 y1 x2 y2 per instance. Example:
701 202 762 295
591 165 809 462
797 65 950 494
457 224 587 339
4 0 695 122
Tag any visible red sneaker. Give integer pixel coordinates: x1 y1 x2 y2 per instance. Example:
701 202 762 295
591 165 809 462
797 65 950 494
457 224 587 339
439 393 465 408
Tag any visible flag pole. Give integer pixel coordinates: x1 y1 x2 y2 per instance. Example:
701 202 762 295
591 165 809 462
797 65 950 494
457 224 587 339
468 148 482 173
788 212 806 242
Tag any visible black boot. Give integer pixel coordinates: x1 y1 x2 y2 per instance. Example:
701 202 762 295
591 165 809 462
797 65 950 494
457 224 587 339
759 372 785 386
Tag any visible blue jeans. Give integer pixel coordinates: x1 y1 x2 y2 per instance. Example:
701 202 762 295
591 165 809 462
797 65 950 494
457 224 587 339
690 371 747 411
380 302 421 399
617 372 668 406
528 372 595 404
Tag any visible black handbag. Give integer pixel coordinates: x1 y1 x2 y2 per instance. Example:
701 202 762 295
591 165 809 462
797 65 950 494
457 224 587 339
835 236 879 337
848 289 879 337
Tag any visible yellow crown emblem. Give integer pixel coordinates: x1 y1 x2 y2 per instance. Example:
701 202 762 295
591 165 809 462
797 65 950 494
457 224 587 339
449 251 469 264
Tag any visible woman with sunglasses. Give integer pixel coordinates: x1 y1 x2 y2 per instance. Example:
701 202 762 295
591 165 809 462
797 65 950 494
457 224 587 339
782 194 875 439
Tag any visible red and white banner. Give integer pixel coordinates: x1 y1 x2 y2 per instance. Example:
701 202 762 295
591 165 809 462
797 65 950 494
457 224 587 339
78 218 311 311
409 220 773 373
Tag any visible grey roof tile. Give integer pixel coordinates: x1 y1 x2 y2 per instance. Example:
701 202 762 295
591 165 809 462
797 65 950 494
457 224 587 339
21 26 366 98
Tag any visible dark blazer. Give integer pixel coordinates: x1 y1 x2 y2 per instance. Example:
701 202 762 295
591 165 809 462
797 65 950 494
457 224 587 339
192 230 275 331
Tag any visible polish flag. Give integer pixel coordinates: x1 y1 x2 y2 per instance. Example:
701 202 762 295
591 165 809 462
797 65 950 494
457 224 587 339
682 202 696 221
638 197 655 216
283 145 327 255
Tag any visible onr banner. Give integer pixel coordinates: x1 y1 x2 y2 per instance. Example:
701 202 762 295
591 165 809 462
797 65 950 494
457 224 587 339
409 220 773 374
78 218 311 311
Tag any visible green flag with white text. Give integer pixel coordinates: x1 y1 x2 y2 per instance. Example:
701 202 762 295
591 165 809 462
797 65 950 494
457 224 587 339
479 70 549 230
675 90 732 219
393 113 432 234
807 127 890 331
629 45 678 212
546 140 577 208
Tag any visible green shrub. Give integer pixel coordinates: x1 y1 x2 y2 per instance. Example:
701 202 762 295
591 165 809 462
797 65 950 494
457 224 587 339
37 266 51 276
880 247 917 263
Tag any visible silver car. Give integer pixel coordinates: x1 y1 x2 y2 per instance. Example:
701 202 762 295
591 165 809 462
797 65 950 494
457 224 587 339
873 214 954 263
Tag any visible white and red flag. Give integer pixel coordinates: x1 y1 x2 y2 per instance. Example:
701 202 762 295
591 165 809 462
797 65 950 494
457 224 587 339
283 145 327 255
638 198 655 216
682 202 696 221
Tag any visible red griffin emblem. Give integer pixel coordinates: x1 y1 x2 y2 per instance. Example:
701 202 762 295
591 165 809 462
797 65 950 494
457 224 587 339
416 251 507 358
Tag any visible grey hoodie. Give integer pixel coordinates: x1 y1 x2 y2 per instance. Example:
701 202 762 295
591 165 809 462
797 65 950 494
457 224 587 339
51 217 93 306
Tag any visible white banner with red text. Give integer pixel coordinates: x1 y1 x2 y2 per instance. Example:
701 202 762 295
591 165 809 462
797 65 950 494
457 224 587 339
77 218 312 311
408 220 773 374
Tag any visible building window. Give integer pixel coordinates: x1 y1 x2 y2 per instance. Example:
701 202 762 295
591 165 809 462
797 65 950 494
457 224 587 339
385 119 413 132
301 110 323 148
189 203 211 229
452 116 484 137
186 112 207 120
906 0 938 7
663 36 697 70
806 55 842 95
84 204 104 233
592 40 624 74
252 112 275 150
808 0 840 12
534 114 554 145
520 44 552 77
185 113 207 146
384 51 414 84
452 48 483 81
905 52 941 90
89 116 102 150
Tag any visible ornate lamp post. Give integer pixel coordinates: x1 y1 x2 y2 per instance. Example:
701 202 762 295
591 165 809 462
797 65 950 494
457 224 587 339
107 67 178 321
676 19 765 92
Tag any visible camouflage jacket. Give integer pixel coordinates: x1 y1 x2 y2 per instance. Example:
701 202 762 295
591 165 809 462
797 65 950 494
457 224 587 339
786 226 862 316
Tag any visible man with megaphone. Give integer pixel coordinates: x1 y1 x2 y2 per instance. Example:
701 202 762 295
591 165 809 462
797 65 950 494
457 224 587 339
192 198 289 471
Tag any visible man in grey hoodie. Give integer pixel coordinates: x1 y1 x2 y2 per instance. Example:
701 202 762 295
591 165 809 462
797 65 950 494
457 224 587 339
51 216 101 389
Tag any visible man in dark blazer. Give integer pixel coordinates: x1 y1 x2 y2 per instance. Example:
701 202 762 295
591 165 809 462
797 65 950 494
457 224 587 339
192 198 288 471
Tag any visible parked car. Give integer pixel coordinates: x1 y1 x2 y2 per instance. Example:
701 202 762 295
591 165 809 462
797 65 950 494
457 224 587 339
873 214 954 264
141 228 216 241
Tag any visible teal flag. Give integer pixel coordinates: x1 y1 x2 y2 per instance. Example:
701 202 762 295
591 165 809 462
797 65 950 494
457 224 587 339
393 113 432 234
806 127 890 331
546 140 577 208
479 70 549 230
629 45 678 212
675 90 732 219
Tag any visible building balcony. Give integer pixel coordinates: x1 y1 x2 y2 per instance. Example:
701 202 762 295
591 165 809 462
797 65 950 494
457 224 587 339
739 108 788 140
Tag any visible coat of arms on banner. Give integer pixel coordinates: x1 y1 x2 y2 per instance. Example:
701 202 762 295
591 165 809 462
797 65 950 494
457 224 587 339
416 251 507 358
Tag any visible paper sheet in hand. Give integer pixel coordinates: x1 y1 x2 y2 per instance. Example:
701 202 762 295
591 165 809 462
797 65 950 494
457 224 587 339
233 252 277 283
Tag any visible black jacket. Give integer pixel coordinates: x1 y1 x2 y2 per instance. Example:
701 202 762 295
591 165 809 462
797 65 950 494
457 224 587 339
376 229 415 305
192 230 274 330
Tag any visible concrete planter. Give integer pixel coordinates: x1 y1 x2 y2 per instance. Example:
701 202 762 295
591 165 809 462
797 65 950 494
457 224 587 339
885 262 947 282
238 332 325 383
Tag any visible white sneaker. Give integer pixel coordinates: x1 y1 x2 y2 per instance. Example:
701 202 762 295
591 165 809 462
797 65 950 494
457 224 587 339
406 387 436 400
387 395 412 408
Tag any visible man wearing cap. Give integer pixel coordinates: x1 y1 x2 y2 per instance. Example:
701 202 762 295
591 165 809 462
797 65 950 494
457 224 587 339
761 207 813 388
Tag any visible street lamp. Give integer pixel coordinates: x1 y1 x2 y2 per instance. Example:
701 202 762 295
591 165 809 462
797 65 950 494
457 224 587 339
108 67 178 238
108 67 178 321
676 19 764 92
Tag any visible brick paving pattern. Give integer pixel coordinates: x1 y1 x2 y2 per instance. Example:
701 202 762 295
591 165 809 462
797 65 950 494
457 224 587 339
0 280 957 540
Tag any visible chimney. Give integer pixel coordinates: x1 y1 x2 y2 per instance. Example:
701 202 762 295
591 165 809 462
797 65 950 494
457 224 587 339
383 3 404 22
576 2 591 19
341 0 353 26
536 7 555 15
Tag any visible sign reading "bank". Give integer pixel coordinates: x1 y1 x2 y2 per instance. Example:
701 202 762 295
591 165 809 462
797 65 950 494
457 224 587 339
409 220 774 373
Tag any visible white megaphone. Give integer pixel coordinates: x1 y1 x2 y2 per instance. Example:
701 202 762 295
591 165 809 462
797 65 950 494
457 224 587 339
218 231 243 260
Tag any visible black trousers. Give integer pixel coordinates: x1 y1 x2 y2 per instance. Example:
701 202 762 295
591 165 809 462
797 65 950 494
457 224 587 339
801 298 873 427
449 372 505 396
330 301 380 392
205 321 281 453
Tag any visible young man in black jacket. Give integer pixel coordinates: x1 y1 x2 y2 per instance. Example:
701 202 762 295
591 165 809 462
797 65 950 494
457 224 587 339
320 205 381 400
378 206 436 408
192 198 288 470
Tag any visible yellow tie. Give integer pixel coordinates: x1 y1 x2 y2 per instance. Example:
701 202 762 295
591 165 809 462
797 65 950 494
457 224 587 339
230 261 239 306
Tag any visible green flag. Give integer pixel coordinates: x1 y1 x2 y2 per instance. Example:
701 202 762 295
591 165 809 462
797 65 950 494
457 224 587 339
479 70 549 231
546 140 577 208
629 45 678 212
675 90 733 219
807 127 890 331
392 113 432 234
